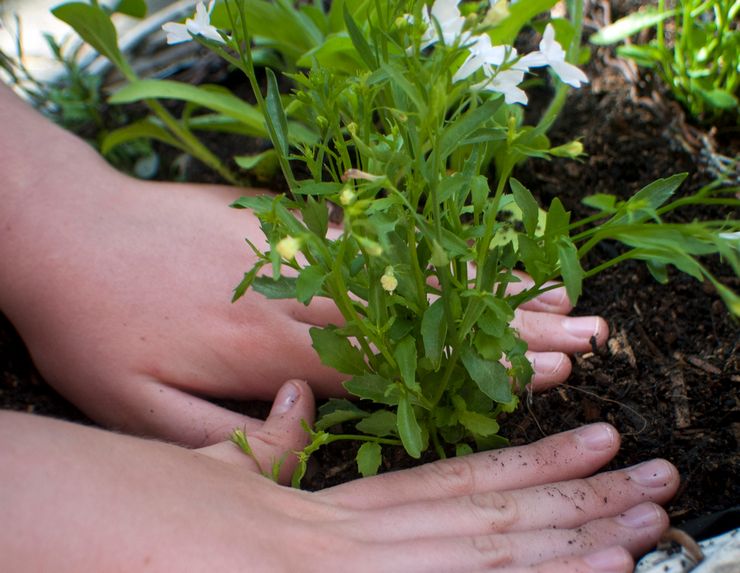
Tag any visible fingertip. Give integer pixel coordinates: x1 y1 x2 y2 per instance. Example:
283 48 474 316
582 545 633 573
573 423 620 452
529 352 572 391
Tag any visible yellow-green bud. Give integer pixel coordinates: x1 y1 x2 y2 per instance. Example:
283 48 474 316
346 122 358 136
380 266 398 293
484 0 509 26
316 115 328 130
276 236 301 260
339 186 356 206
550 140 585 159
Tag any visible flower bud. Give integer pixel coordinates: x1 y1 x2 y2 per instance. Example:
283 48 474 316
339 186 356 206
346 122 358 136
276 236 301 260
550 140 585 158
381 266 398 293
316 115 328 130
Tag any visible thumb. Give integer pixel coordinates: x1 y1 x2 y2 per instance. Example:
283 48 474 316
199 380 315 484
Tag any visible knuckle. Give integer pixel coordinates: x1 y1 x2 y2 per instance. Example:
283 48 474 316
470 533 514 567
420 456 477 497
467 491 518 531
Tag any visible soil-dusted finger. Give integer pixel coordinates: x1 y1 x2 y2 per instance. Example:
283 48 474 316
320 424 620 509
496 545 634 573
365 502 666 572
340 459 677 542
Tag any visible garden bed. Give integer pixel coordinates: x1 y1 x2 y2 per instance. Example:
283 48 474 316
1 0 737 533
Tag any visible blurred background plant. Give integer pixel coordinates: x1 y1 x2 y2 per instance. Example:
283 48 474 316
590 0 739 123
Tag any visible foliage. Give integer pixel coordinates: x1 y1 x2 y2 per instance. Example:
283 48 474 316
50 0 739 482
590 0 739 122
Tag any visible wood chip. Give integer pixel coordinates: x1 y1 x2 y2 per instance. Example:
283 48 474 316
607 329 637 368
670 368 691 430
685 355 722 375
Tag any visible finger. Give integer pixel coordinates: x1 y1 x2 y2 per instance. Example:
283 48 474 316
321 423 620 509
498 546 634 573
524 351 571 391
512 309 608 352
343 459 678 541
94 377 265 447
369 503 667 572
506 272 573 315
199 380 315 484
287 295 346 328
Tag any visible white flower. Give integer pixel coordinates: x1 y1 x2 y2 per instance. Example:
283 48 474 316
719 231 740 241
162 1 224 45
452 33 523 83
473 68 528 105
421 0 469 49
517 24 588 88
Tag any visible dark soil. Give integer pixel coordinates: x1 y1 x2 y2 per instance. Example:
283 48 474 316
1 0 737 537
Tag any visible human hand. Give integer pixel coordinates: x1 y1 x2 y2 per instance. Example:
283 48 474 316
0 85 606 445
1 384 676 573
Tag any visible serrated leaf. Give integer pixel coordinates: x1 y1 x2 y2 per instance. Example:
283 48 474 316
356 410 397 436
343 5 377 69
344 374 397 404
460 346 512 403
459 410 500 437
311 327 366 375
356 442 382 477
315 407 367 431
296 265 326 304
301 196 329 237
397 394 423 458
438 99 502 161
252 275 297 299
609 174 687 226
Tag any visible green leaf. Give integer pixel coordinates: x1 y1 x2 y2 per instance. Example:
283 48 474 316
394 337 419 392
231 261 266 302
315 403 367 431
296 266 326 305
510 178 539 236
293 181 344 196
52 2 132 78
235 150 278 170
556 236 583 304
100 119 184 155
297 34 364 73
460 346 512 403
110 80 266 134
343 5 377 69
698 88 738 110
589 8 676 45
302 196 329 238
230 194 275 214
459 410 500 437
356 442 382 477
112 0 147 18
421 299 447 369
265 68 290 157
311 327 366 375
344 374 397 405
609 174 687 225
438 99 502 161
488 0 558 45
356 410 397 436
397 394 423 459
582 193 617 213
252 275 297 299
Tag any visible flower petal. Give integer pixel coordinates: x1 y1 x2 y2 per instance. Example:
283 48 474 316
549 59 589 87
162 22 192 44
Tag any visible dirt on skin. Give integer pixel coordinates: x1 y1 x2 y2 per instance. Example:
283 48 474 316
1 0 737 536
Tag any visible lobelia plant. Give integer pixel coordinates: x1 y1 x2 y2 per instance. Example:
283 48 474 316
51 0 739 483
590 0 739 122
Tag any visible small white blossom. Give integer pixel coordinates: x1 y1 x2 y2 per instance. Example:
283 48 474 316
339 187 356 206
452 33 524 83
473 68 528 105
380 267 398 293
517 24 588 88
276 236 301 261
719 231 740 241
421 0 469 49
162 1 224 45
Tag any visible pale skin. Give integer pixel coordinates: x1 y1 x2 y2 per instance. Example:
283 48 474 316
0 83 607 446
0 84 679 571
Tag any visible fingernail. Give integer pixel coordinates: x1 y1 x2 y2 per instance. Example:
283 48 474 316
533 352 567 375
272 381 301 415
575 423 616 451
583 546 631 572
538 283 568 306
617 503 663 528
627 459 673 487
562 316 602 339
